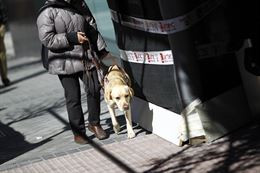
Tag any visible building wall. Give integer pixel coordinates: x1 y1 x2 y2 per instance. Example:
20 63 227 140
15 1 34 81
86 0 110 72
4 0 45 22
3 0 45 58
4 0 117 58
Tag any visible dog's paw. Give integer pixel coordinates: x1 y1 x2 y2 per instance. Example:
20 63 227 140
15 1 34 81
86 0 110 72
113 124 120 134
127 130 136 139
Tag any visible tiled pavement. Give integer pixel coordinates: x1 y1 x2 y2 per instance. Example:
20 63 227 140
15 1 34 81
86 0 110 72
0 54 260 172
0 56 148 167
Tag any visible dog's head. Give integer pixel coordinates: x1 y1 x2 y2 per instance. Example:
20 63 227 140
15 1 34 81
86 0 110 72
107 85 134 111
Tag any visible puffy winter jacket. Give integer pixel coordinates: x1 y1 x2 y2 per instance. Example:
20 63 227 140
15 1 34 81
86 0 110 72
36 0 106 75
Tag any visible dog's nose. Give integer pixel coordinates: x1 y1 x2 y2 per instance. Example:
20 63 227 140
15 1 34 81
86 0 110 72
123 105 129 110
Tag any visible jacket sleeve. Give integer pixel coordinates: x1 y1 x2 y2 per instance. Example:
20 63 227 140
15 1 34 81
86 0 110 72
36 8 70 50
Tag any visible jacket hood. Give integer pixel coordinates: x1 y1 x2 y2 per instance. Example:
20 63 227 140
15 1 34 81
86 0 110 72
38 0 73 16
46 0 83 4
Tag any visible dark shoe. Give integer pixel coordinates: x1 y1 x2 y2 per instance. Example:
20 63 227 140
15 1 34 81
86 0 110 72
2 78 10 86
74 134 89 145
88 123 107 140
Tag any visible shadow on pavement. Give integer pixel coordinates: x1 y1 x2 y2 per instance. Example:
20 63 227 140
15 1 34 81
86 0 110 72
5 98 66 125
0 99 68 165
0 107 7 112
0 121 51 165
1 96 142 172
104 114 149 136
8 59 42 72
0 69 46 90
44 106 140 173
0 86 17 94
143 122 260 173
10 70 46 85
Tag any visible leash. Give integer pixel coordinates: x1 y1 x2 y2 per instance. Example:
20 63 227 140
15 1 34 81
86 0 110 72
82 41 131 90
83 40 106 89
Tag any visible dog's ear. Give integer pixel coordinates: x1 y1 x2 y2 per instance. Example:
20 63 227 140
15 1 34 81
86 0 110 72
105 89 112 101
129 87 134 97
108 66 113 73
125 73 131 86
113 65 120 70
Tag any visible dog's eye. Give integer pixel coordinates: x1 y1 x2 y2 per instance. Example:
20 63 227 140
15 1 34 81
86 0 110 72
125 94 129 97
115 97 120 100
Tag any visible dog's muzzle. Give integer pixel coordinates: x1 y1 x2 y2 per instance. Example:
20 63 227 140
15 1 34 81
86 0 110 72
123 105 129 110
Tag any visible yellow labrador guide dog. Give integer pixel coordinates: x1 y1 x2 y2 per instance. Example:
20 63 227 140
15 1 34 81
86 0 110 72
104 65 136 138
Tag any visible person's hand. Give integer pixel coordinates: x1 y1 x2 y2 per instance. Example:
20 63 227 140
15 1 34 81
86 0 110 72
77 32 88 44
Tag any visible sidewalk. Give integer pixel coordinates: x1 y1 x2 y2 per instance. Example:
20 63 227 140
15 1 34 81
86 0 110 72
0 56 148 166
0 56 260 172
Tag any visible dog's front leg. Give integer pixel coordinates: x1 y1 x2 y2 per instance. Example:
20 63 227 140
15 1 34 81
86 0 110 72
124 105 136 139
107 105 120 134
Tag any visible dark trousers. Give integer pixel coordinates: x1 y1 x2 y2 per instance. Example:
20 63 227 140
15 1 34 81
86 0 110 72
58 70 101 136
0 31 8 82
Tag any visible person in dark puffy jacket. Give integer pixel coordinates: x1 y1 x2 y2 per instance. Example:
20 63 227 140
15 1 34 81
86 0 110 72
0 0 10 87
37 0 109 144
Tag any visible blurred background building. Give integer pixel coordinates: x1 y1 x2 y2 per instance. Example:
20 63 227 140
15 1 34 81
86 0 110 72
4 0 118 59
